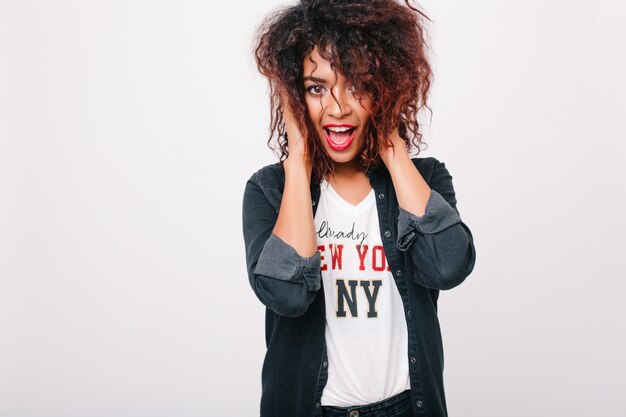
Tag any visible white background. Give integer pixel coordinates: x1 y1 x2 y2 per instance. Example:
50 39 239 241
1 1 625 416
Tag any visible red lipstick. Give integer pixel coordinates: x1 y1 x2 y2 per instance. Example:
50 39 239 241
323 123 357 151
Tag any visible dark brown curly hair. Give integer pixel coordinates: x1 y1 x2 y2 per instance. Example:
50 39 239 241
253 0 433 183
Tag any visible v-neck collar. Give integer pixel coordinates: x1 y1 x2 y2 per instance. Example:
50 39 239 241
320 178 375 213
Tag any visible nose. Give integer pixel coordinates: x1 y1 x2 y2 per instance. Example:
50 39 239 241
325 85 353 118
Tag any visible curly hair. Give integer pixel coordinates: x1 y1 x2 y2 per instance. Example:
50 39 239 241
253 0 433 183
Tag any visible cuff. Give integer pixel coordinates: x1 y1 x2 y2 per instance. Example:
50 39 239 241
254 233 322 291
396 190 462 251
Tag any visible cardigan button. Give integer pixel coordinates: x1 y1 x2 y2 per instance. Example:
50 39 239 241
384 230 391 238
316 402 321 408
349 411 359 417
410 357 417 364
416 400 423 408
322 361 328 368
395 270 402 277
378 193 385 199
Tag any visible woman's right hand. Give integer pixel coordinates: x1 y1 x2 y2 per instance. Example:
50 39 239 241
279 89 312 175
270 88 317 259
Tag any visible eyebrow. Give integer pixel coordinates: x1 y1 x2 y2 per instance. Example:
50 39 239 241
303 75 327 83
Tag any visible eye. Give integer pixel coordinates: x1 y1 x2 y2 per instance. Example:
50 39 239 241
348 84 370 100
305 85 325 95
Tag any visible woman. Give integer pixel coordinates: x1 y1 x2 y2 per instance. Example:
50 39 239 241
242 1 477 416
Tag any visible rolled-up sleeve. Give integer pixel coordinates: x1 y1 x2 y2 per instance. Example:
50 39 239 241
395 159 476 290
255 233 322 292
242 175 322 317
397 190 462 248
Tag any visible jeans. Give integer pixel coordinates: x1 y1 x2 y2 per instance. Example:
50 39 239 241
321 390 412 417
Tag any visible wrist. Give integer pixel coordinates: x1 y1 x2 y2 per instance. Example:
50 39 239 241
384 149 412 175
284 155 313 180
380 129 409 168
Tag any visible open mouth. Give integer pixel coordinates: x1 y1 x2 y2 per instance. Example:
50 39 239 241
324 127 357 151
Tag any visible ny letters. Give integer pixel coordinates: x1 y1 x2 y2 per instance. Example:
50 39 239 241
336 279 383 318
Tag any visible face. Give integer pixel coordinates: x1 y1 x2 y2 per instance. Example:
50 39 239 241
303 46 373 168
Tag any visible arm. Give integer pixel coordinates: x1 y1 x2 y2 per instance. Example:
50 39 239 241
395 158 476 290
272 158 317 257
241 89 321 317
272 86 317 257
380 132 476 290
242 175 321 317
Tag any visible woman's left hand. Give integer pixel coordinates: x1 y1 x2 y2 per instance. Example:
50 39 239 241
379 127 409 167
378 126 432 219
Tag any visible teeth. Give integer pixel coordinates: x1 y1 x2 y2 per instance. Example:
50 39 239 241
327 126 353 132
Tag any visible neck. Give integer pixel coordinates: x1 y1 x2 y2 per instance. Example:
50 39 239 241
332 160 361 177
328 160 369 186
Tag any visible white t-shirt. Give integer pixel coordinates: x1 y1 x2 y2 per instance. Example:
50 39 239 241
315 178 411 407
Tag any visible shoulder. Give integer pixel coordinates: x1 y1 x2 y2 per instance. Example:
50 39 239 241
246 156 451 187
409 156 459 208
243 162 287 214
406 156 449 184
246 162 285 191
410 155 438 172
